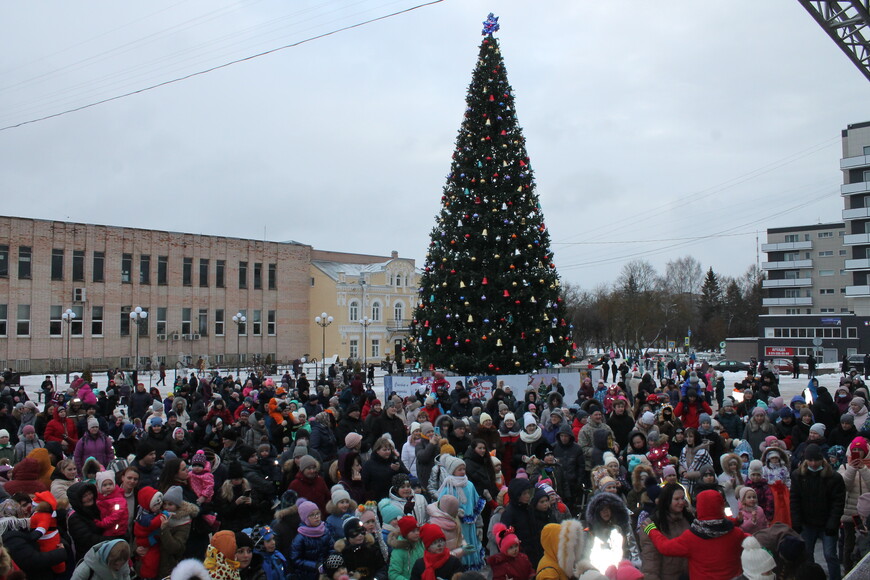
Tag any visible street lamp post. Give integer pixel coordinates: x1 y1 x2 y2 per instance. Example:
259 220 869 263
232 312 246 379
360 317 372 382
130 306 148 384
314 312 334 381
62 308 76 383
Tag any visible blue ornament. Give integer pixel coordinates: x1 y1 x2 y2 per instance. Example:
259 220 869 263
482 12 500 36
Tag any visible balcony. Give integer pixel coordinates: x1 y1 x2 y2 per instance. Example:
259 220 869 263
762 278 813 288
386 318 413 332
841 155 870 170
762 297 813 306
843 207 870 220
845 258 870 270
846 285 870 297
760 241 812 251
841 182 870 195
845 233 870 246
761 259 812 270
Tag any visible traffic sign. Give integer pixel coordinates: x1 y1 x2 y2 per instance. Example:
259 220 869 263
719 341 726 349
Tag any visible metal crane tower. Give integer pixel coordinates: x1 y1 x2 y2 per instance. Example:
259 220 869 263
798 1 870 81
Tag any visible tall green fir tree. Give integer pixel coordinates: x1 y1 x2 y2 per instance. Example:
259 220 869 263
409 14 575 375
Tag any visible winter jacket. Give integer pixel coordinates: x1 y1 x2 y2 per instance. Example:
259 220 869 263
838 460 870 522
288 472 330 515
535 520 584 580
290 529 332 580
2 527 66 580
413 438 439 489
715 409 743 440
673 398 712 430
157 500 199 578
646 521 746 580
746 478 775 522
387 531 424 580
128 390 153 421
551 425 584 501
74 432 115 475
607 412 636 451
308 420 338 463
335 535 387 580
70 539 132 580
13 437 45 463
638 509 691 580
790 460 846 530
577 420 613 466
465 450 499 501
367 413 407 451
487 551 534 580
362 452 407 503
43 409 79 447
500 479 535 563
66 482 105 560
583 492 640 566
409 554 462 580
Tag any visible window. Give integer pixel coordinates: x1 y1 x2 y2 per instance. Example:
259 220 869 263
253 263 262 290
216 260 225 288
156 308 167 336
51 249 64 280
396 274 403 286
50 306 63 336
0 245 7 277
198 309 208 336
158 256 168 285
121 254 132 283
93 251 104 282
784 234 799 243
849 327 858 338
137 255 150 284
785 308 799 315
72 250 84 281
818 232 833 238
16 305 30 336
92 306 103 336
371 302 381 321
349 339 358 358
819 270 834 276
120 306 131 336
236 309 247 335
818 251 833 257
215 309 225 336
18 246 31 279
349 301 359 322
783 252 798 262
840 250 848 256
821 308 835 313
0 304 6 335
268 264 276 290
842 288 847 293
199 259 209 287
864 170 870 182
394 302 404 321
239 262 248 289
371 339 380 358
71 306 83 335
267 310 276 335
864 145 870 155
252 310 262 335
819 289 834 295
181 308 192 335
182 258 192 286
135 308 149 336
785 289 800 298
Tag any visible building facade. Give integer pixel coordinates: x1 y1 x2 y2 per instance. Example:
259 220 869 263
841 121 870 314
309 250 419 370
0 216 311 375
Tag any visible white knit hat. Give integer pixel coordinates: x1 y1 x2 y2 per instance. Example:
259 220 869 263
602 451 618 467
741 536 776 580
641 411 655 425
523 412 537 427
330 484 350 505
410 421 421 434
441 455 466 476
504 413 516 424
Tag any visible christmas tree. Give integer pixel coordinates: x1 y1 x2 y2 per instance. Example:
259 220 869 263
409 14 575 375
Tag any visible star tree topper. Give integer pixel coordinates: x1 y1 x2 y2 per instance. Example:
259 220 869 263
482 13 500 36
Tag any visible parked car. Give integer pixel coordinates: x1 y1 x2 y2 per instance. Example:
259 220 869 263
767 358 795 376
712 360 751 373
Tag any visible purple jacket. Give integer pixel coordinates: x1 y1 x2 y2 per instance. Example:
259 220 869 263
73 432 115 474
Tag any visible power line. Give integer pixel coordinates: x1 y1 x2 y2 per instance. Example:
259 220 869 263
0 0 445 132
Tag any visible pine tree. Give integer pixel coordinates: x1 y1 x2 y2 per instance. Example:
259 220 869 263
409 14 574 375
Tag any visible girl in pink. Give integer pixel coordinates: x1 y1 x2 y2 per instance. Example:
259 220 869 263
737 486 768 534
95 471 129 537
188 450 215 503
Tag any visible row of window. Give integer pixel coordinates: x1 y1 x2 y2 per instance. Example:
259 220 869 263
348 301 405 323
0 305 278 338
0 246 278 289
817 250 848 257
766 326 857 339
785 308 852 314
782 231 843 242
347 338 380 358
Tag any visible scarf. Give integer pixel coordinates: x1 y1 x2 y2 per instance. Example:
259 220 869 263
297 521 327 538
689 517 734 539
204 545 241 580
438 475 469 504
519 425 541 443
421 546 451 580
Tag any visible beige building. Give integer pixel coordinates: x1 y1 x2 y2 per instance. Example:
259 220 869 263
0 216 311 375
309 250 419 369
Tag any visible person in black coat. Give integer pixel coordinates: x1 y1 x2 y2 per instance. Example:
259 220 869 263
66 481 104 561
361 437 407 502
606 398 635 452
367 403 407 450
335 405 364 450
128 383 153 422
464 439 498 501
500 478 535 563
308 412 338 463
551 424 584 507
3 522 66 580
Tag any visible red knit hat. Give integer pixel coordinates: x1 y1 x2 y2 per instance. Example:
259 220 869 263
419 523 445 549
695 490 726 521
397 516 418 538
493 523 520 554
850 436 870 458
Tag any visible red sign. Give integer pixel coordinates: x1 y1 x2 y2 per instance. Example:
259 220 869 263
765 347 795 357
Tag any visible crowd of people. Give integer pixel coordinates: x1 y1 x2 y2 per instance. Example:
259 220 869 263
0 360 867 580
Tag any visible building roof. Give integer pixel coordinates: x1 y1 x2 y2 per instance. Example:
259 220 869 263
312 259 405 281
767 221 844 234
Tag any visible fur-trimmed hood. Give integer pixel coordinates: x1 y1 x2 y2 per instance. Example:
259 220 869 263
387 528 415 550
334 532 376 553
585 492 630 531
540 519 586 579
273 504 298 521
761 446 789 466
630 463 656 492
326 498 358 516
719 452 743 474
170 558 211 580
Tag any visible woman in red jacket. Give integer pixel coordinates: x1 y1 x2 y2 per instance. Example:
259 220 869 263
673 389 712 430
640 489 746 580
42 407 79 453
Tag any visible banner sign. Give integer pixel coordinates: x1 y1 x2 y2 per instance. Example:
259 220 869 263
765 347 795 357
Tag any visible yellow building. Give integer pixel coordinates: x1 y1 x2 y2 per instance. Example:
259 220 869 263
309 250 419 370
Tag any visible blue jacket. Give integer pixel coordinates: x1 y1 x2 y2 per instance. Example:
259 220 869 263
257 549 288 580
291 531 333 580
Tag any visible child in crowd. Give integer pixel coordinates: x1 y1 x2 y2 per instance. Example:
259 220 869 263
388 516 423 580
334 517 387 580
737 487 768 534
291 501 334 580
761 445 791 487
746 460 775 522
718 453 744 516
248 525 287 580
95 470 129 537
377 499 404 554
321 553 349 580
188 450 215 504
326 486 358 543
134 487 167 580
487 523 534 580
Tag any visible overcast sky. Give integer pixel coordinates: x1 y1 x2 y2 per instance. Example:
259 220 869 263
1 0 868 291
